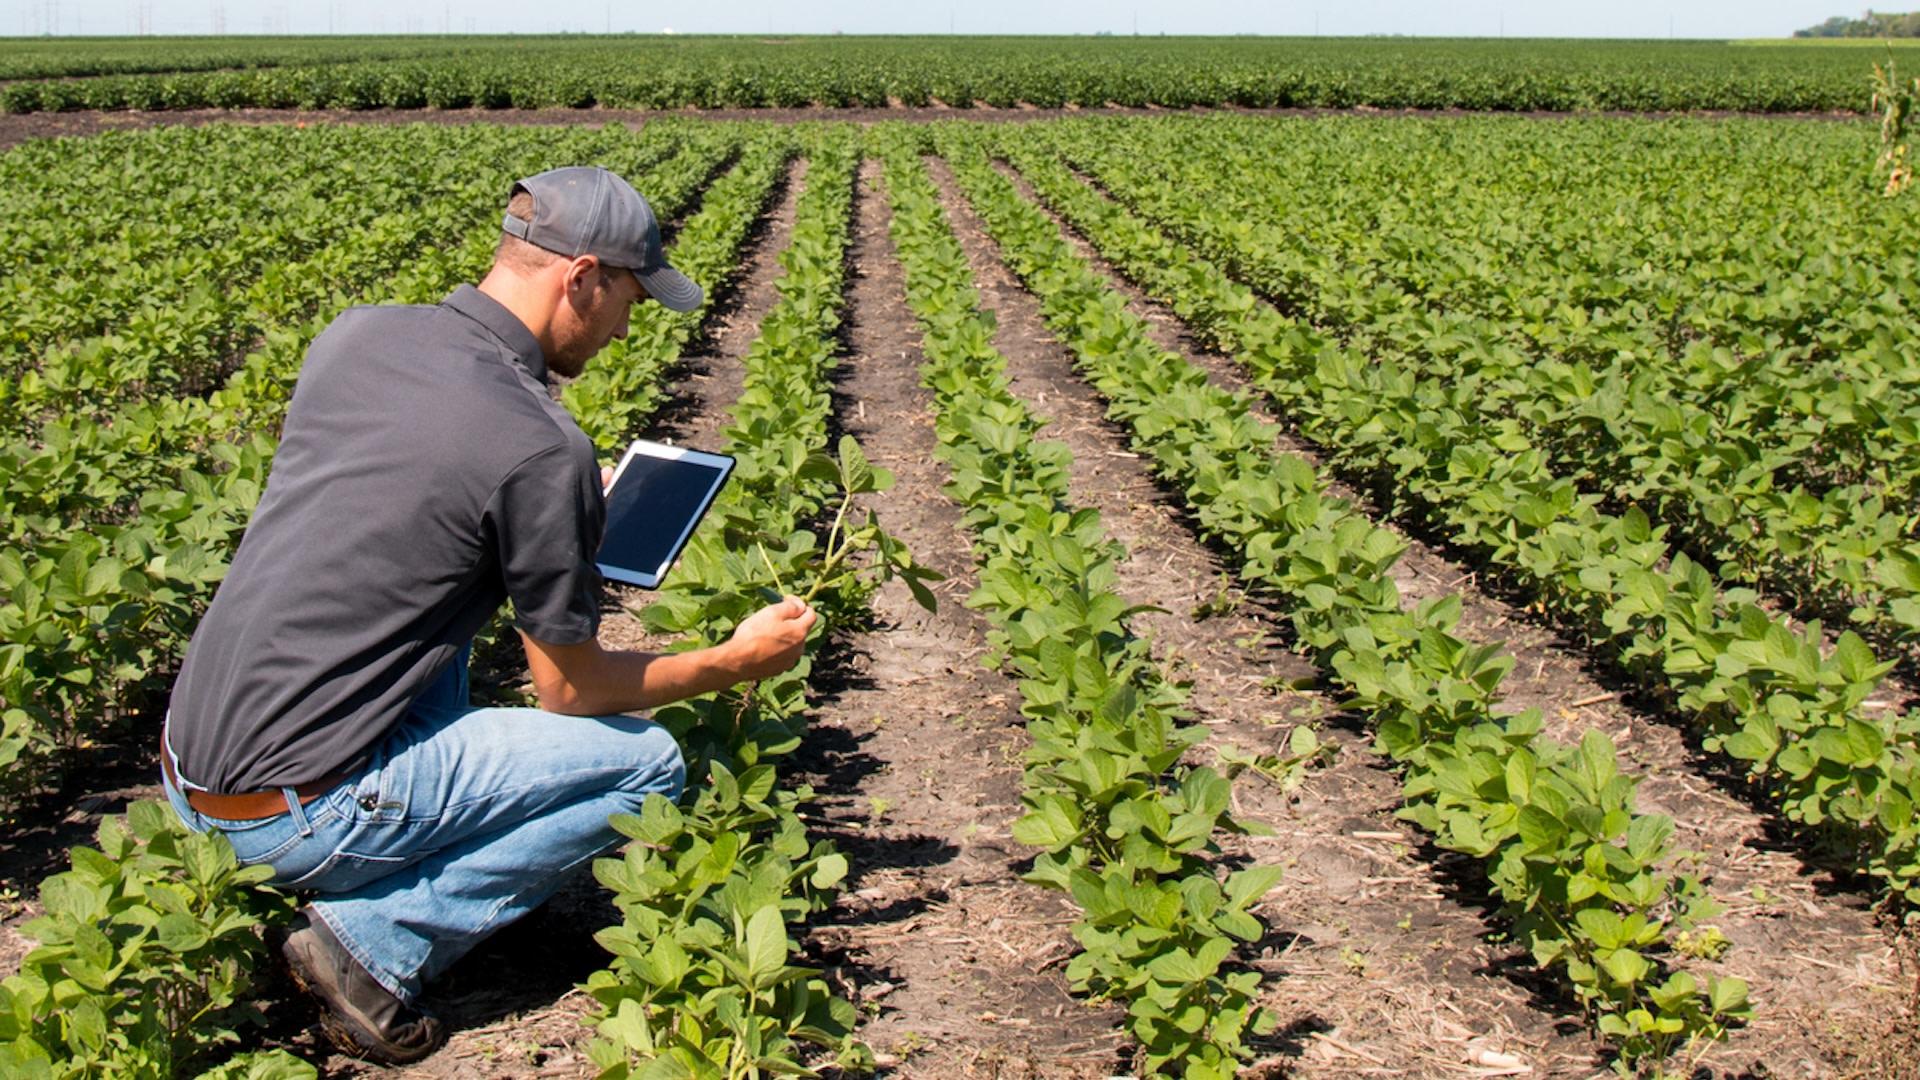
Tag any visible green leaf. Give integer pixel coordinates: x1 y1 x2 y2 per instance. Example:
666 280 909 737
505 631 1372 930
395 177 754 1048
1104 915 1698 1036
191 1049 320 1080
1709 975 1751 1016
182 831 239 887
1145 935 1231 986
743 904 789 989
0 1049 48 1080
797 452 840 488
1012 797 1082 850
157 912 212 952
643 937 691 990
1573 907 1624 949
837 434 876 494
1577 727 1618 794
1516 804 1567 855
1600 947 1650 987
1224 864 1285 910
1287 725 1321 758
1505 751 1535 803
809 852 848 890
737 765 777 808
69 997 107 1051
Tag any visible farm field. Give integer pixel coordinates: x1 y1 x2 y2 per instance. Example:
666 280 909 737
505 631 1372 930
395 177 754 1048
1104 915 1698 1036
2 102 1919 1079
4 35 1920 114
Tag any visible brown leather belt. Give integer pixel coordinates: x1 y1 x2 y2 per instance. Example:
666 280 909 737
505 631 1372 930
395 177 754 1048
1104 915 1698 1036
161 750 348 822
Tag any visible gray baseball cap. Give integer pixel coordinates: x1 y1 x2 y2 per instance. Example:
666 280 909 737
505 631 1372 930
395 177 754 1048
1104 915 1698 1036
502 165 703 313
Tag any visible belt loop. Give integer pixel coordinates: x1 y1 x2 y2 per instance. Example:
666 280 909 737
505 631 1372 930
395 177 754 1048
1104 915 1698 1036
284 787 315 837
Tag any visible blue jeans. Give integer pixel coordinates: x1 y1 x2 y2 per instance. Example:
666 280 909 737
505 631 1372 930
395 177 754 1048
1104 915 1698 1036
161 648 686 1003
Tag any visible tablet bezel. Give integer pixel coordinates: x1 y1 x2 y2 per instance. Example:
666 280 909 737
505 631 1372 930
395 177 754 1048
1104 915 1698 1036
595 439 735 589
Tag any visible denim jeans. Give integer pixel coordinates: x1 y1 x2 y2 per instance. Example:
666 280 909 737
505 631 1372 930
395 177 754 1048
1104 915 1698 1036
161 647 686 1002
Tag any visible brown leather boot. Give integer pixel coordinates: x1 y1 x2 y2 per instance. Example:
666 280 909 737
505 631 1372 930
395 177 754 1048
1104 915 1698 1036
278 909 448 1065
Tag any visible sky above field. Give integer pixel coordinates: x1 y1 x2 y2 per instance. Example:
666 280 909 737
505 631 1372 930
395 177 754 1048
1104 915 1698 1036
12 1 1868 39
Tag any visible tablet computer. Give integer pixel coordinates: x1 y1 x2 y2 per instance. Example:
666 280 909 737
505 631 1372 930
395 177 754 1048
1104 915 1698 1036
596 439 735 589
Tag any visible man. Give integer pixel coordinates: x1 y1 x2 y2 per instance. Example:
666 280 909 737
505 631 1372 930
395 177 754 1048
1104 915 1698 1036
160 165 816 1065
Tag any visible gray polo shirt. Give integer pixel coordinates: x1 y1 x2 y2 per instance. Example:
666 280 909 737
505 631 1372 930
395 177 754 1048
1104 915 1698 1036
168 285 606 794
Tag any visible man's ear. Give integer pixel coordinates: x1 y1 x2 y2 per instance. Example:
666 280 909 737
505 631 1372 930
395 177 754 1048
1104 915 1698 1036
563 254 601 297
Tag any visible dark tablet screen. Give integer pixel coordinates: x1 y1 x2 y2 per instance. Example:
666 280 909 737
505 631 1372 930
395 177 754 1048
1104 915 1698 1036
596 441 734 588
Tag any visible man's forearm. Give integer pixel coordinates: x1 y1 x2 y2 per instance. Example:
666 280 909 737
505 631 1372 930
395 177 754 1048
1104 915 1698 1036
518 596 816 716
519 634 750 716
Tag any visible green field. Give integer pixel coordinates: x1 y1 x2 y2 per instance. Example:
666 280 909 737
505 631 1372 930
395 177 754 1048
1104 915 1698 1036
2 42 1917 1076
3 35 1920 113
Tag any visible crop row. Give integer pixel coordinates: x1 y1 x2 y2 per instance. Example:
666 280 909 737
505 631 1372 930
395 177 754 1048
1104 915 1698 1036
1040 116 1920 653
0 35 450 81
876 127 1282 1076
3 125 704 439
926 123 1751 1069
580 125 921 1076
974 122 1920 912
5 37 1918 115
1 799 308 1078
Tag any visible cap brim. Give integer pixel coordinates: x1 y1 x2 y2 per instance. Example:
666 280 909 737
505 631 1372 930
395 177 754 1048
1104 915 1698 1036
635 265 702 313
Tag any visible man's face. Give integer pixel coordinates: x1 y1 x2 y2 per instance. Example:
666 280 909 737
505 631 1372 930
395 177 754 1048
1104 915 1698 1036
550 265 649 379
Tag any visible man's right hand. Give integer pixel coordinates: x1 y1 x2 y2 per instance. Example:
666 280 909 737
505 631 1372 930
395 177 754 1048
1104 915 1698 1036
722 595 818 680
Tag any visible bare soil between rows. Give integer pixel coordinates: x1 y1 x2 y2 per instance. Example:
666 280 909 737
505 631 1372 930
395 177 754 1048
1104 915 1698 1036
0 101 1867 152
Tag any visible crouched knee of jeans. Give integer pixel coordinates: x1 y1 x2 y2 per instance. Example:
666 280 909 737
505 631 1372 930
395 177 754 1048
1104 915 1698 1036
606 721 686 814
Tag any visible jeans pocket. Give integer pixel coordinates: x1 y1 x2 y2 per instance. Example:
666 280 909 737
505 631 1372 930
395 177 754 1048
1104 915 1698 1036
219 797 346 877
344 749 413 823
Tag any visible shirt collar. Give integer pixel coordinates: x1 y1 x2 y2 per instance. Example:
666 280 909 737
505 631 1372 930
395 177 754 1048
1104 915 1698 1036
444 284 549 385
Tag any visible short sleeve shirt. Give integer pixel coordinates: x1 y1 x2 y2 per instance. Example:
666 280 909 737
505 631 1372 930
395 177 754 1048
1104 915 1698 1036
167 286 606 793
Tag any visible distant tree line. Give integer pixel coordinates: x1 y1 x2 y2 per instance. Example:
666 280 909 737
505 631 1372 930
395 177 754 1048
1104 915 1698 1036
1796 10 1920 36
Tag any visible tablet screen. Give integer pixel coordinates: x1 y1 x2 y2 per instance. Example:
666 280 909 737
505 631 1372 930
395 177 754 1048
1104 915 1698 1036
596 440 735 589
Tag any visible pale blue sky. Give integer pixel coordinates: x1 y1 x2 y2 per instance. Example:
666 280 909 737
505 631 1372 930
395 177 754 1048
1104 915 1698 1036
10 1 1871 39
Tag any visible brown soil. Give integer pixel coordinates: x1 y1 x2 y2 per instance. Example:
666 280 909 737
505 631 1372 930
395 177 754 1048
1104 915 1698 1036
2 108 1916 1080
789 158 1126 1076
0 102 1866 153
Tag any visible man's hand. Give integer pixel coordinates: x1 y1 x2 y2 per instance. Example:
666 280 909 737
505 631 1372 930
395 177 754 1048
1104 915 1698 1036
520 595 818 716
724 595 818 680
